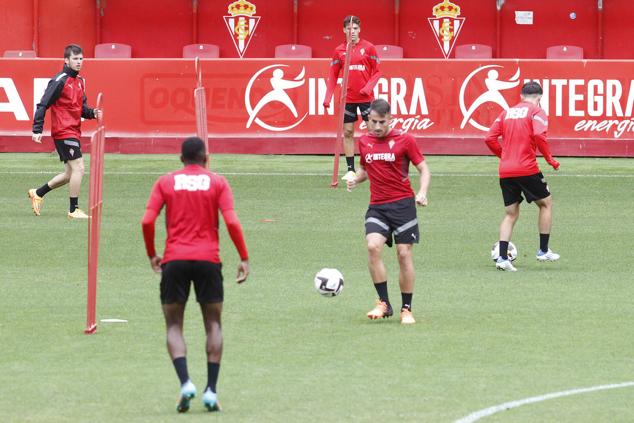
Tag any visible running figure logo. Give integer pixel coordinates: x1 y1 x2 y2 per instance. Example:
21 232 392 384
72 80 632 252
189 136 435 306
245 64 308 132
459 65 521 131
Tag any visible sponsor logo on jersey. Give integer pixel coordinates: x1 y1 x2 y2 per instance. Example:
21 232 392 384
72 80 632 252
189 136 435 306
174 174 211 191
365 152 396 163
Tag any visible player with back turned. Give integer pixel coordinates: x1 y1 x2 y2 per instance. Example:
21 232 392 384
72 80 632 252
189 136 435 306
485 81 561 272
323 15 382 183
141 137 250 412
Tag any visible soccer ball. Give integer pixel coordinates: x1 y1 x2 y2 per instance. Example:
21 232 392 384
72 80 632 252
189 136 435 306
491 241 518 262
314 268 344 297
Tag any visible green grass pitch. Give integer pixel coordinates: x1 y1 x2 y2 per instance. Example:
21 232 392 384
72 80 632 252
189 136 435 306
1 153 633 422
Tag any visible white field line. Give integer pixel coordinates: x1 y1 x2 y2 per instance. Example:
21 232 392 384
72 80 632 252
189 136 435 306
455 381 634 423
1 170 634 178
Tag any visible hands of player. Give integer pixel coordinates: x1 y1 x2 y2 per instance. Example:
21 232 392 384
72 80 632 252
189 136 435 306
549 159 560 171
236 260 250 284
94 108 103 121
346 177 358 192
149 255 162 273
32 133 42 143
415 192 428 207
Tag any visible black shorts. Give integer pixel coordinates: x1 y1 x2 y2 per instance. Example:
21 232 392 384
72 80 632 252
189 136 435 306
365 197 419 247
344 102 371 123
160 260 223 304
54 138 82 162
500 172 551 206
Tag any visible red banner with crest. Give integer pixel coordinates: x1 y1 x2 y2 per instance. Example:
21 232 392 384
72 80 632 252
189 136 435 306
1 58 634 156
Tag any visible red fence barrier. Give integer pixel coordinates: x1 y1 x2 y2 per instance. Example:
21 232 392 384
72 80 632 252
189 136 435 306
2 58 634 156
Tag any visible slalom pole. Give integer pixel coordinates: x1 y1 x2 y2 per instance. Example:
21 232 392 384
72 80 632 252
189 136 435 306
194 57 210 167
85 92 105 334
330 24 354 187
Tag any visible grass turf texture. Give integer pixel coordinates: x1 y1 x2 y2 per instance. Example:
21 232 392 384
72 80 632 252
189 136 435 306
1 153 633 422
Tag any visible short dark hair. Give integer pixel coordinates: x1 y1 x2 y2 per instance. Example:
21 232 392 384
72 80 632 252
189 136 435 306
64 44 83 59
181 137 206 164
521 81 543 96
370 99 391 116
343 15 360 27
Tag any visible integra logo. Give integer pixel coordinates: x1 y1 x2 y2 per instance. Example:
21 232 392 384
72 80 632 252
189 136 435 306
364 152 395 163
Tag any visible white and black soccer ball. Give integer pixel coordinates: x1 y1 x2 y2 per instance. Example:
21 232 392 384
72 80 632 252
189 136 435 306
314 268 344 297
491 241 518 262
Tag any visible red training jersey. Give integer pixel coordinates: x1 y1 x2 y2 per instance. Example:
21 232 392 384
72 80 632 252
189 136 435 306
359 130 425 205
325 39 381 104
144 165 236 263
484 101 556 178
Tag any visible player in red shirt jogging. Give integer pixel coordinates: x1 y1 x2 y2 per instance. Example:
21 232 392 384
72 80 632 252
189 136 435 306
323 15 381 182
141 137 250 412
485 81 561 272
28 44 102 219
347 99 431 324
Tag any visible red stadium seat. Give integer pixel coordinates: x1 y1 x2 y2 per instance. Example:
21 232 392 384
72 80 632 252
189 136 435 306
546 45 583 59
376 44 403 59
454 44 492 59
274 44 312 58
94 43 132 58
183 44 219 58
3 50 37 58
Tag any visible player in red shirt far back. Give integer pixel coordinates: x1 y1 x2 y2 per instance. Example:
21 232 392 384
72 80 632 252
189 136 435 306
141 137 249 413
323 15 381 182
347 99 431 324
485 81 561 272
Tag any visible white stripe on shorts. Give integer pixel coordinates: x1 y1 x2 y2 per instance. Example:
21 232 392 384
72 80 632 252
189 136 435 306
393 218 418 235
365 217 389 231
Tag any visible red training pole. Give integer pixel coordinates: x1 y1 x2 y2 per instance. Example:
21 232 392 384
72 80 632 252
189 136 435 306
194 57 210 167
85 93 105 334
330 25 353 187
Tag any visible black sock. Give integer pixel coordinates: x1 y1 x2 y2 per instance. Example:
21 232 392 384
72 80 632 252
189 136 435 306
401 293 413 311
539 233 550 252
207 362 220 393
36 184 52 198
499 241 509 260
173 357 189 385
374 281 389 303
70 197 78 212
346 156 355 172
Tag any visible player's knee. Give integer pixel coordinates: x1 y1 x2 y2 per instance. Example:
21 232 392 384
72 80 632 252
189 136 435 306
537 196 553 209
367 242 382 258
344 128 354 139
396 247 412 263
505 208 519 220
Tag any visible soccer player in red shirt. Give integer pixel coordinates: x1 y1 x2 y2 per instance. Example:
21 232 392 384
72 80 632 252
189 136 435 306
323 15 382 182
28 44 102 219
347 99 430 324
485 81 561 272
141 137 250 412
